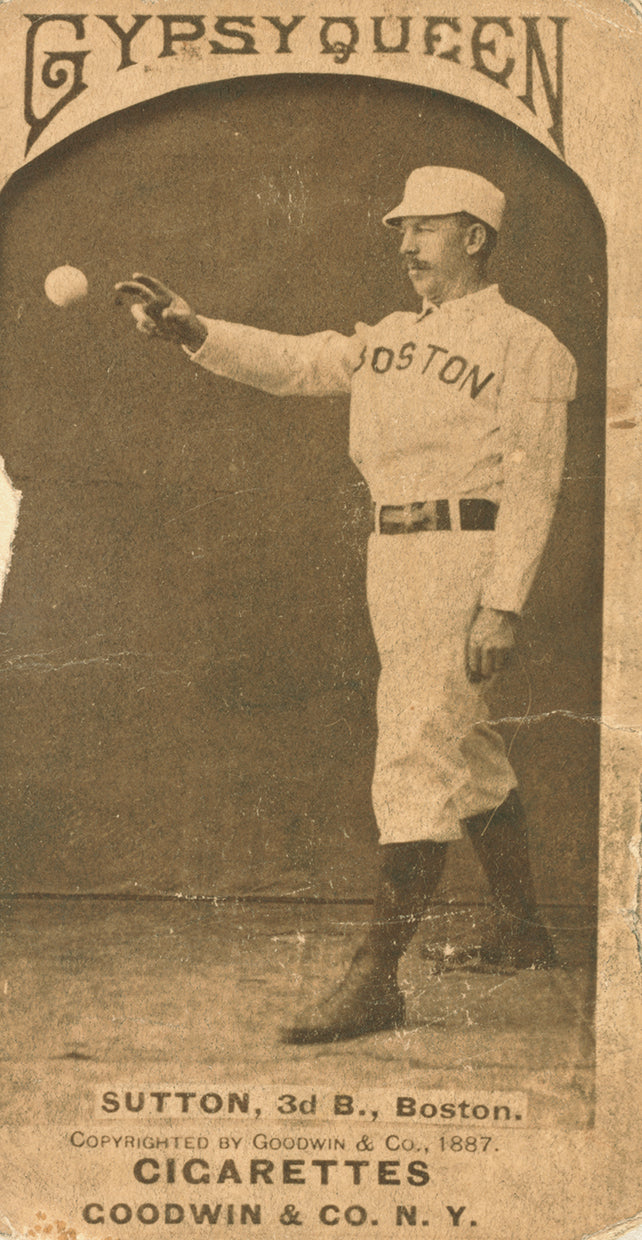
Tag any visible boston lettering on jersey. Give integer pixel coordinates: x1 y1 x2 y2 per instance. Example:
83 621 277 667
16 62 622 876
355 340 495 399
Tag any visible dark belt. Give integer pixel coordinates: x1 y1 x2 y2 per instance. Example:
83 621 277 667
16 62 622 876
375 498 498 534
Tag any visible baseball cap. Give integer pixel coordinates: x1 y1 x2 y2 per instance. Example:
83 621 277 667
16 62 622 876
383 166 505 232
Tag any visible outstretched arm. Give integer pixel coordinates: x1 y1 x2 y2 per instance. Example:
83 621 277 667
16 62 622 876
115 274 360 397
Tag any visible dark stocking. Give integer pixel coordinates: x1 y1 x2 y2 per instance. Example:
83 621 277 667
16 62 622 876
364 839 449 974
464 790 555 965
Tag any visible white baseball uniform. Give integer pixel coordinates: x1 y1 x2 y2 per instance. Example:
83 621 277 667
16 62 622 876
188 284 577 843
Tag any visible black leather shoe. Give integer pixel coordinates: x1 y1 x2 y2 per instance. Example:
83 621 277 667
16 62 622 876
281 956 405 1045
421 923 558 973
479 920 558 970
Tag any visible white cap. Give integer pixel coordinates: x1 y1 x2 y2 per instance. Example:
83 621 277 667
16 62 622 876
383 166 505 232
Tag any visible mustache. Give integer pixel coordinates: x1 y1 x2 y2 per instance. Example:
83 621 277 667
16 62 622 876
404 259 431 270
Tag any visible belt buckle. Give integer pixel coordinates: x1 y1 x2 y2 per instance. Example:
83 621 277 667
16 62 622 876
377 500 449 534
416 501 438 531
399 502 425 532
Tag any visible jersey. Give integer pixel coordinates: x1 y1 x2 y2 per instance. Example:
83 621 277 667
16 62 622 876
188 284 577 614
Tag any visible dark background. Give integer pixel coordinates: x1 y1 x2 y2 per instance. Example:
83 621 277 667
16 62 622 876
0 75 604 905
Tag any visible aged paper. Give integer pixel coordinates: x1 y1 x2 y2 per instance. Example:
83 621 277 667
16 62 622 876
0 1 640 1237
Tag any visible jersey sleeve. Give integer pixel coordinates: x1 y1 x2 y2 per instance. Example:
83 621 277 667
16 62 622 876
186 317 366 397
480 327 577 615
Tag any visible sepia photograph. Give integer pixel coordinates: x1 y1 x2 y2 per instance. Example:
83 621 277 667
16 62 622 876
0 5 638 1237
0 70 602 1098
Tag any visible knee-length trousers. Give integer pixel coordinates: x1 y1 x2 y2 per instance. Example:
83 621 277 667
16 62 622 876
367 529 517 844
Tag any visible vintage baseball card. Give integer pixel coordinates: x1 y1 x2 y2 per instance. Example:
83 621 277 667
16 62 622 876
0 0 640 1237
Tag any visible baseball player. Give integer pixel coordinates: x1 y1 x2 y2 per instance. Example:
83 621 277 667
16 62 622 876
116 166 577 1044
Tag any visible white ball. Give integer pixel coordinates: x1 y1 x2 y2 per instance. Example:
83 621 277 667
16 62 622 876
44 265 88 307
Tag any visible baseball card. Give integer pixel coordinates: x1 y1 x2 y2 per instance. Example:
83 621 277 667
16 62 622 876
0 1 640 1237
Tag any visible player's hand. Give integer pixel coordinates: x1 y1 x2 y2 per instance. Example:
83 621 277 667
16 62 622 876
466 607 516 681
114 273 207 353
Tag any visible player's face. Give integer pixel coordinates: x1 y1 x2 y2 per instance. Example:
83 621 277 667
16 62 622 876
398 215 470 304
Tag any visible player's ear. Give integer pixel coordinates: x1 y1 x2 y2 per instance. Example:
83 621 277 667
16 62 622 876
464 221 487 257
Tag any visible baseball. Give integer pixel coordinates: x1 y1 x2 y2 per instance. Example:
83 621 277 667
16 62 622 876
44 265 88 307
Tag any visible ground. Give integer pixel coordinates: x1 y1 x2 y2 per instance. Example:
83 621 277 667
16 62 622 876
0 897 594 1130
